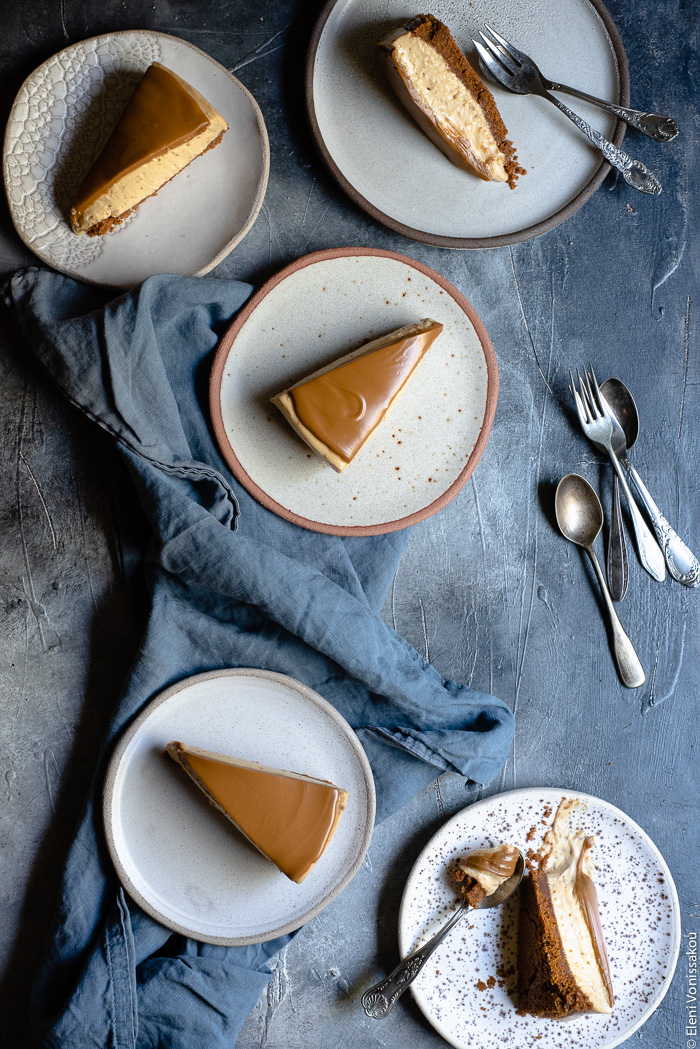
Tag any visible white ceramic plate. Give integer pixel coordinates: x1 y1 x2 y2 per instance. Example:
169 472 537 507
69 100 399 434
398 787 680 1049
103 669 375 945
210 247 498 535
307 0 628 247
4 31 269 287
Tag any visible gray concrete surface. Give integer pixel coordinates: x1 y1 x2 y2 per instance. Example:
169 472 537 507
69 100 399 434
0 2 697 1047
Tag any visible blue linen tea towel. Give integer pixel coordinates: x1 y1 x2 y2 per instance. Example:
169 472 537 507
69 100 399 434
5 268 514 1049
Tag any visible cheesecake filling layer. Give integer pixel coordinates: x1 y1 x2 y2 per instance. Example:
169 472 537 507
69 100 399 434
71 63 228 234
540 798 614 1013
390 32 508 182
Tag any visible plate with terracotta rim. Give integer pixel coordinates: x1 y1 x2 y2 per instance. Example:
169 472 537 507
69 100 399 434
396 787 680 1049
103 669 375 945
306 0 629 248
3 30 269 287
209 247 498 536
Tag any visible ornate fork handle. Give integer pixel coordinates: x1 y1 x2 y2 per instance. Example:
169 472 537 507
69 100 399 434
547 82 678 142
545 93 662 195
623 459 700 587
362 902 468 1019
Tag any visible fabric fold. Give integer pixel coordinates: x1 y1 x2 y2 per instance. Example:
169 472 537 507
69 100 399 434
6 267 514 1049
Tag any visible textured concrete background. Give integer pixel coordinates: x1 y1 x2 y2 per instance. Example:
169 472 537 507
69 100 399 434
0 1 698 1046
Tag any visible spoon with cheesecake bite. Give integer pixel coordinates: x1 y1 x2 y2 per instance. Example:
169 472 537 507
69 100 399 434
361 845 524 1019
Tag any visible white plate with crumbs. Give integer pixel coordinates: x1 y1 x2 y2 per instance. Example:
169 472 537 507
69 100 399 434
3 30 269 287
210 247 498 536
398 787 680 1049
306 0 628 247
103 669 375 945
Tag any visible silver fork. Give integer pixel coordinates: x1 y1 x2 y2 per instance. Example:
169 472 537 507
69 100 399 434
570 367 666 582
473 27 663 195
478 25 678 142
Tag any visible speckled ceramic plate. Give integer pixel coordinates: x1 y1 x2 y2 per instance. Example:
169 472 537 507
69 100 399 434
210 247 498 535
103 669 375 945
307 0 629 247
3 30 269 287
398 787 680 1049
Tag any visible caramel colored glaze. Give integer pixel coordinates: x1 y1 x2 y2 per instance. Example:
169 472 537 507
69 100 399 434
575 836 614 1006
74 63 210 216
289 325 442 462
463 843 519 878
180 751 343 883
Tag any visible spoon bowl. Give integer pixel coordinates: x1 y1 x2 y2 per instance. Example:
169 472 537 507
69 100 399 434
474 852 525 908
555 473 645 687
555 473 603 549
600 378 639 450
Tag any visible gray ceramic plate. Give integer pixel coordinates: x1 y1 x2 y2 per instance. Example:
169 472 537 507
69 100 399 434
210 247 498 536
306 0 629 247
4 31 269 286
398 787 680 1049
103 669 375 945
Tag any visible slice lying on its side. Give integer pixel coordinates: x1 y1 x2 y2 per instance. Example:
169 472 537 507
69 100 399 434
271 318 443 471
166 741 348 883
380 14 524 188
71 62 228 236
518 797 614 1018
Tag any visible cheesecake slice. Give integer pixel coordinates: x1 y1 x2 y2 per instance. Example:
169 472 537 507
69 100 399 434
166 742 348 883
518 798 614 1018
71 62 228 235
271 319 443 471
380 14 524 188
454 843 520 906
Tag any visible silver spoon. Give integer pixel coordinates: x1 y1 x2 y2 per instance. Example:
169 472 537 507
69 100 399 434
361 849 524 1019
556 474 645 688
599 379 629 602
601 378 632 601
601 379 700 587
606 463 629 602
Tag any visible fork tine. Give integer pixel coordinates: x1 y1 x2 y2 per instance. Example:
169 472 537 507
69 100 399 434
483 23 525 65
573 384 589 426
570 369 589 424
587 364 606 415
582 368 602 420
478 31 520 75
579 367 594 417
577 367 596 419
473 39 513 84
